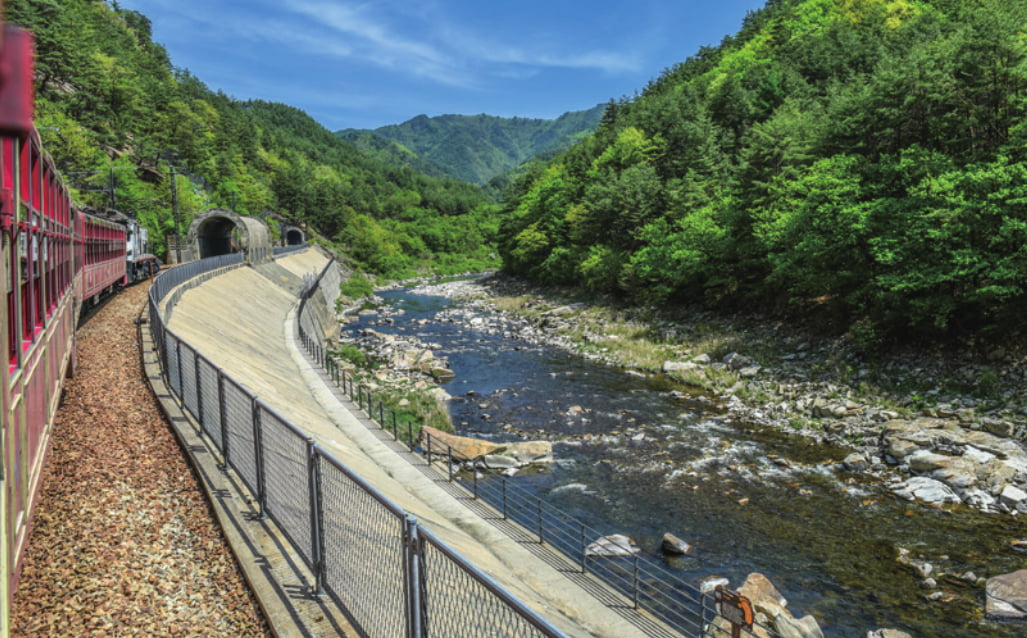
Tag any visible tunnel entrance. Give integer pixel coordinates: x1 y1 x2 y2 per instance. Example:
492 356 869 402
185 209 272 264
285 228 305 246
197 215 238 258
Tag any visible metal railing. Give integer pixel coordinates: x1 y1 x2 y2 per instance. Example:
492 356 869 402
148 252 567 638
296 269 778 638
273 243 308 256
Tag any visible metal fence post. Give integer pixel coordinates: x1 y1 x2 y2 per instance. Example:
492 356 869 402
218 370 230 466
403 516 424 638
175 339 183 398
308 440 325 596
538 499 544 544
580 524 587 574
633 554 640 609
194 349 203 426
252 399 267 518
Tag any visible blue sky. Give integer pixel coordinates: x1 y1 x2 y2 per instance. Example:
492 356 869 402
116 0 768 131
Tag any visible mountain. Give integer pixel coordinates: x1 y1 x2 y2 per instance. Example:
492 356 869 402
12 0 497 279
498 0 1027 342
338 105 605 186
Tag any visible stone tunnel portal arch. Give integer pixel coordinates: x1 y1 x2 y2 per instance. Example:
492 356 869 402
197 215 237 257
186 209 272 263
285 228 305 246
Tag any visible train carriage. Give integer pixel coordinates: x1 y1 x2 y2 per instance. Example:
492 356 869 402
79 208 127 304
1 111 81 638
0 20 131 635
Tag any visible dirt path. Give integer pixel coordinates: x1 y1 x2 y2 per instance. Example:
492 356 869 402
11 282 270 637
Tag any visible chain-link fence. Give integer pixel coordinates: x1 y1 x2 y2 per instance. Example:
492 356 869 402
148 253 568 638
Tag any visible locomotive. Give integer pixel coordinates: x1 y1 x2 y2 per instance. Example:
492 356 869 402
0 20 159 635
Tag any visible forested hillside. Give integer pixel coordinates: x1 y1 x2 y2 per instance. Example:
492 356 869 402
12 0 497 277
339 106 605 188
499 0 1027 344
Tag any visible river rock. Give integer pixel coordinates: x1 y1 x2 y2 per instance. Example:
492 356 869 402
506 440 553 464
700 576 730 594
867 630 913 638
430 367 456 382
723 352 756 370
421 426 506 459
893 476 961 505
879 418 1027 510
1000 485 1027 508
663 360 701 374
482 454 520 470
737 573 822 638
843 452 870 472
985 570 1027 619
660 533 693 555
739 366 762 378
738 572 787 608
585 534 640 557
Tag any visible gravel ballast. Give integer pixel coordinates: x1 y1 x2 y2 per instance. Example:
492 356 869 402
10 282 270 637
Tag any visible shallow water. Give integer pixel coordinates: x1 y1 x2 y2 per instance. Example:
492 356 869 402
345 286 1027 638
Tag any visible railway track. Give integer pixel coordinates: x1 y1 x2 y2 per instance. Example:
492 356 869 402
9 282 270 637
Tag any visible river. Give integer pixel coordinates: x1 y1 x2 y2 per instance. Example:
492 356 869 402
343 282 1027 638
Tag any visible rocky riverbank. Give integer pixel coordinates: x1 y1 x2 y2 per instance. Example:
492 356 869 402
401 274 1027 520
338 273 1027 630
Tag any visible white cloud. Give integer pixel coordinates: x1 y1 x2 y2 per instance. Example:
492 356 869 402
276 0 639 84
278 0 472 87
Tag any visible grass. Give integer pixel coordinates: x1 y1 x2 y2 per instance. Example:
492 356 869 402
328 346 455 444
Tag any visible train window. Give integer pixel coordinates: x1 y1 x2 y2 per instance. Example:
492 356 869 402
30 143 40 212
19 138 29 222
2 137 13 192
4 231 15 368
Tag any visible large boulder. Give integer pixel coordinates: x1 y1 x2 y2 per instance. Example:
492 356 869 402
585 534 640 557
985 570 1027 619
420 426 505 460
661 533 693 555
736 573 824 638
893 476 961 505
505 440 553 464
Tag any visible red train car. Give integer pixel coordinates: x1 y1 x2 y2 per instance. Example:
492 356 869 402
0 122 80 619
78 208 127 304
0 22 90 636
0 10 156 631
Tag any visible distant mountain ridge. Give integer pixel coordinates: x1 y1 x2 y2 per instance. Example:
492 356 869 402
337 105 606 186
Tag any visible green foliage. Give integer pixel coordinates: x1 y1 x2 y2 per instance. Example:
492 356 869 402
340 273 375 300
498 0 1027 340
340 106 606 187
13 0 497 277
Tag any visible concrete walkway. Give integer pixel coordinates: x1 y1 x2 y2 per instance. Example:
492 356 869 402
161 249 671 638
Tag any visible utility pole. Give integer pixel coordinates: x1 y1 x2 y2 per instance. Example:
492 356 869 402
170 165 182 264
109 166 116 209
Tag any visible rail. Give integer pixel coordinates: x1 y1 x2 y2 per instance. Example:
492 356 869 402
296 269 779 638
273 243 307 256
147 252 568 638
